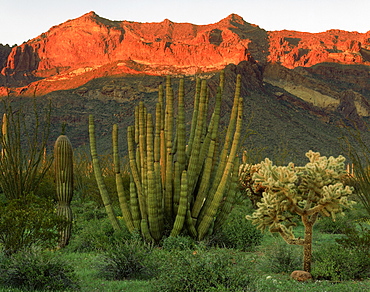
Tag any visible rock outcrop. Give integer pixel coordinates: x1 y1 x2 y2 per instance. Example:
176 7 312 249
268 29 370 68
0 12 370 97
0 12 268 95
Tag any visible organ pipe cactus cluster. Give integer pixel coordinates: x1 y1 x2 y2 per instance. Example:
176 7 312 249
54 133 74 248
89 72 243 242
246 151 355 272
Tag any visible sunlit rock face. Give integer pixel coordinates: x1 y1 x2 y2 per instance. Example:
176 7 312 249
267 29 370 68
0 12 268 95
0 11 369 96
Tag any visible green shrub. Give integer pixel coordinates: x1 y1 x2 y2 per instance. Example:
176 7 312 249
151 248 256 291
161 235 196 251
335 222 370 252
211 205 263 251
315 214 355 234
66 216 131 252
312 242 370 281
96 239 153 281
258 237 302 273
0 193 64 255
0 247 80 291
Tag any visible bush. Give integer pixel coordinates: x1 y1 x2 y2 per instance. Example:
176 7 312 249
0 247 80 291
96 238 153 281
312 242 370 281
66 216 132 252
212 205 263 251
335 222 370 252
161 235 196 251
258 237 302 273
151 248 256 291
315 214 355 234
0 193 64 255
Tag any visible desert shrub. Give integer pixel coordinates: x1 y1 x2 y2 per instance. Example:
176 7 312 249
66 215 131 252
96 238 153 281
315 214 355 234
335 222 370 252
312 242 370 281
161 235 196 251
0 247 79 291
0 193 64 255
151 248 257 291
211 205 263 251
258 237 302 273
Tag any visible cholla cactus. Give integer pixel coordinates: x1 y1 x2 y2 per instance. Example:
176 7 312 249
246 150 355 272
238 158 265 208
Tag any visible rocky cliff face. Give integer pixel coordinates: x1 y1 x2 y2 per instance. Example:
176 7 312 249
1 12 370 97
268 29 370 68
0 12 268 95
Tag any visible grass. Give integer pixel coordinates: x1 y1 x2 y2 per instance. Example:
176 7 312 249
1 202 369 291
2 249 367 292
62 252 151 292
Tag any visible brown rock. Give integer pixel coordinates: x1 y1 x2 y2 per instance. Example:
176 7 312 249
290 270 312 282
268 29 370 68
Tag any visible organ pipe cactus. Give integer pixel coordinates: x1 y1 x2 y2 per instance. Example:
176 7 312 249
54 133 74 248
89 72 243 242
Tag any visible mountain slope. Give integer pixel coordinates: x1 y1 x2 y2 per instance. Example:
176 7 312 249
0 12 370 164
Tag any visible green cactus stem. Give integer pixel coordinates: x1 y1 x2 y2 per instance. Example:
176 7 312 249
54 134 74 248
88 115 121 231
89 72 243 242
112 124 135 233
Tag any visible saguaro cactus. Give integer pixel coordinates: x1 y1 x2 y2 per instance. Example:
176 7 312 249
89 72 243 242
54 134 74 248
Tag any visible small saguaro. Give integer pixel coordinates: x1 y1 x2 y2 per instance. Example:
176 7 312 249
54 133 74 248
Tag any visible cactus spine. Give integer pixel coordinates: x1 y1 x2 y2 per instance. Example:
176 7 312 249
54 134 74 248
89 72 243 242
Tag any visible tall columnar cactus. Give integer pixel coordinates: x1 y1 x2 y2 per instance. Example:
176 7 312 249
54 134 74 248
89 72 243 242
246 151 355 272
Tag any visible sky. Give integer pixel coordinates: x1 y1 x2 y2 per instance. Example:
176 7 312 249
1 0 369 46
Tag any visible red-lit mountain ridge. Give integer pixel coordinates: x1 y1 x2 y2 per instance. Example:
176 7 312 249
1 11 370 96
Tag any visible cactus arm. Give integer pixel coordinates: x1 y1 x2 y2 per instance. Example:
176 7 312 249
154 103 164 225
173 78 186 212
158 85 167 188
127 125 146 219
113 124 135 233
191 86 222 219
187 79 208 194
198 75 241 223
214 156 239 231
197 97 243 240
176 78 186 172
134 105 139 144
129 174 141 230
164 76 174 218
138 102 147 208
146 113 162 241
170 170 188 237
88 115 121 231
186 78 201 158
